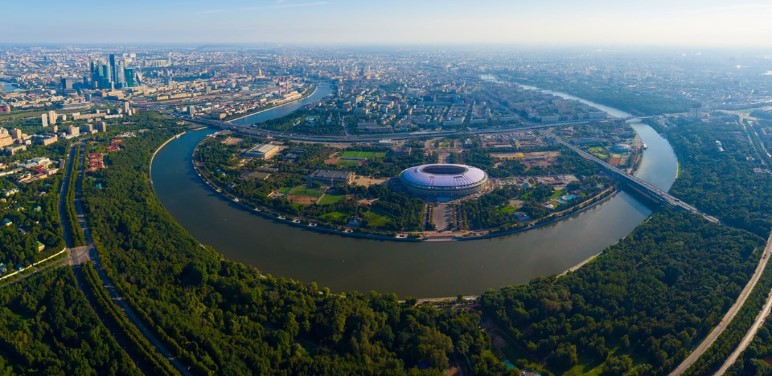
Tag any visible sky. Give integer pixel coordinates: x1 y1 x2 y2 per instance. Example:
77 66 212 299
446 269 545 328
2 0 772 47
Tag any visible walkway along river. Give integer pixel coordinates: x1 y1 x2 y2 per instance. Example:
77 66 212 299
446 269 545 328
151 85 678 297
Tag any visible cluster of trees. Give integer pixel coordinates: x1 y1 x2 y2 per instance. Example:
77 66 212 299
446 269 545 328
462 186 523 229
79 262 179 375
516 77 690 116
480 209 764 375
683 262 772 375
666 118 772 237
81 127 510 375
727 306 772 375
0 268 139 375
0 175 64 269
256 109 345 135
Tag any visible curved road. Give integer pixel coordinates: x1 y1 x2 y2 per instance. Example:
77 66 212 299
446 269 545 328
669 231 772 375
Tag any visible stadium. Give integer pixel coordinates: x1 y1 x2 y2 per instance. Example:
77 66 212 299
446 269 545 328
398 164 489 200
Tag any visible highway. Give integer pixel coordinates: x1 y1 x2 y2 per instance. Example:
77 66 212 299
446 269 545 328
64 140 190 375
552 135 720 224
714 231 772 375
180 114 595 143
669 231 772 375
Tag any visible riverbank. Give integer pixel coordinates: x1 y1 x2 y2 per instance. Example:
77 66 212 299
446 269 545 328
148 131 186 180
151 87 677 297
226 83 318 123
191 134 623 242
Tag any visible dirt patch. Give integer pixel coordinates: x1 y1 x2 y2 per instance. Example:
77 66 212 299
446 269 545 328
287 195 318 206
353 176 388 187
221 136 243 145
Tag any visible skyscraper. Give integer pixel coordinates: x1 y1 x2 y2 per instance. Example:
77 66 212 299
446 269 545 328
109 54 117 83
61 78 74 91
90 54 138 89
116 59 126 88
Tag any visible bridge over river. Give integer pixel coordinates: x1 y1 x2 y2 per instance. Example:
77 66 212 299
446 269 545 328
553 134 719 224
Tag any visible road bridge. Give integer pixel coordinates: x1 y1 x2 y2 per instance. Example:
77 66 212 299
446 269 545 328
553 135 719 223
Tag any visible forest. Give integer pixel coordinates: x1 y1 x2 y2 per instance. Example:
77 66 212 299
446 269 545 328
0 268 139 375
727 305 772 375
480 209 765 375
665 118 772 237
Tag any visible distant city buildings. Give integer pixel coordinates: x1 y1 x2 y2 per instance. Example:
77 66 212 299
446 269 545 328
90 53 140 90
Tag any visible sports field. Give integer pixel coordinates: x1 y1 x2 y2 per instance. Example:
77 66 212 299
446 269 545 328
340 150 387 159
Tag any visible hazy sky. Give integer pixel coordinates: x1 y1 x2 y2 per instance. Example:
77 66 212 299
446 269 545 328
2 0 771 46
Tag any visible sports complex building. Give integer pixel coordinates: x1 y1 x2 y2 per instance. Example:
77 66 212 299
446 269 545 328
398 164 489 200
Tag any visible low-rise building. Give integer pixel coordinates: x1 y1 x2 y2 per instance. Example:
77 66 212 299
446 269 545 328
244 143 282 160
308 169 354 185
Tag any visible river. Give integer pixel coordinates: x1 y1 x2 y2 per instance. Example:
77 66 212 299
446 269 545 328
151 84 678 297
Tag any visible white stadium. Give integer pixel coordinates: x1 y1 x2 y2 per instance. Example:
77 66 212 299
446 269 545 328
398 164 489 200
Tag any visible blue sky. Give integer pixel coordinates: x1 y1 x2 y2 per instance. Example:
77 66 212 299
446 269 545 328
2 0 771 46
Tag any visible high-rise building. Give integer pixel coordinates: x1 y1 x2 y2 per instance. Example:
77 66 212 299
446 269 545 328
10 128 24 140
123 101 131 115
689 103 702 119
48 110 58 125
109 54 117 83
61 78 74 91
116 59 126 88
68 125 80 137
90 54 137 89
41 113 49 127
124 68 136 87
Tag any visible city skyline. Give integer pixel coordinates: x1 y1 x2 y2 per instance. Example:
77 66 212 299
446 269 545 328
2 0 772 47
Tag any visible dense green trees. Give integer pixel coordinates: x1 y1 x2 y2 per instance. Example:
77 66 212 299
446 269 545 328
727 311 772 375
0 268 138 375
480 209 764 375
666 118 772 237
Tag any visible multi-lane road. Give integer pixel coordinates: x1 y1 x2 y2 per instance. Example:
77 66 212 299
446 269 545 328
52 141 190 375
714 232 772 375
669 231 772 375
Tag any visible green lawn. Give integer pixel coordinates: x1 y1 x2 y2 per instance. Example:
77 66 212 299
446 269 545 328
317 194 344 205
341 150 387 159
288 184 324 198
500 205 517 214
549 189 564 200
319 211 348 223
363 211 391 228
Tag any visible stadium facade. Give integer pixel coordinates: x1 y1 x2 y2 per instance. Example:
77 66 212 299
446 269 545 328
398 164 488 200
